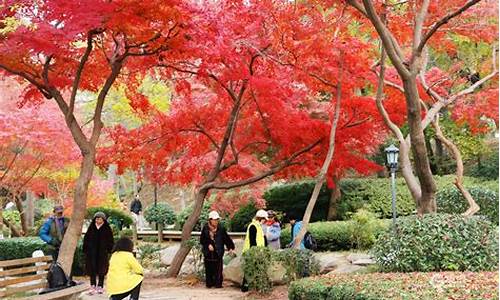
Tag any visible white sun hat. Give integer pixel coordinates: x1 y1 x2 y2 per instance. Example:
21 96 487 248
208 211 221 220
255 209 268 219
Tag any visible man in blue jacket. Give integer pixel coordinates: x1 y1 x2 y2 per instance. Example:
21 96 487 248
39 205 70 260
287 213 305 249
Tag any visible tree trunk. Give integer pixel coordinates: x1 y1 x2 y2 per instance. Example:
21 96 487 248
57 152 95 275
432 118 479 216
166 187 209 277
26 191 35 229
13 193 28 236
0 198 4 239
402 77 437 214
132 222 138 245
293 65 343 248
2 217 22 237
326 176 341 221
157 223 164 244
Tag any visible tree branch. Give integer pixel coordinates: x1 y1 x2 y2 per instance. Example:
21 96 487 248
416 0 482 55
208 139 322 190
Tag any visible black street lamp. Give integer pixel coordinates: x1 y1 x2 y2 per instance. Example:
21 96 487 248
385 144 399 227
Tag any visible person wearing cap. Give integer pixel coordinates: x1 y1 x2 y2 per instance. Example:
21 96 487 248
83 211 114 295
241 209 268 292
200 211 235 288
265 210 281 250
39 204 70 260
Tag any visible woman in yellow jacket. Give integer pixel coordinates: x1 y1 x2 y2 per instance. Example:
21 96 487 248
106 237 143 300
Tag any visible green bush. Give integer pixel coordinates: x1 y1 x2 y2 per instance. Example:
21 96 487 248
466 146 499 180
372 214 499 272
0 237 85 276
281 212 389 251
86 207 133 228
144 203 176 227
276 248 320 283
228 201 258 232
288 272 498 300
437 186 498 224
242 247 274 293
264 181 331 222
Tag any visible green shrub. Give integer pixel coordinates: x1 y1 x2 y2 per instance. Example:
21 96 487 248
437 186 498 224
466 146 499 180
144 203 176 227
264 181 331 222
0 237 85 276
276 248 320 283
119 228 134 238
372 214 499 272
137 243 162 266
288 272 497 300
228 201 258 232
86 207 133 228
242 247 274 293
281 215 389 252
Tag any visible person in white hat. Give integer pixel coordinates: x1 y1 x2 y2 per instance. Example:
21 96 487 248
241 209 268 292
200 211 235 288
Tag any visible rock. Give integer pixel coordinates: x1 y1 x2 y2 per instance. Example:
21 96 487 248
223 256 243 284
329 264 366 274
313 252 349 274
352 258 375 266
267 262 287 285
179 256 197 276
346 253 372 263
160 245 180 266
222 256 287 286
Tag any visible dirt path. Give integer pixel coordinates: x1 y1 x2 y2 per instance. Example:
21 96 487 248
79 277 288 300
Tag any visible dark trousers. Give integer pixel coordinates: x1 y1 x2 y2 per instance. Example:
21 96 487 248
109 281 142 300
90 273 105 287
204 256 223 288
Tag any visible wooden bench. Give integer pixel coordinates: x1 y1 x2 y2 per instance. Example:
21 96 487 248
0 256 88 299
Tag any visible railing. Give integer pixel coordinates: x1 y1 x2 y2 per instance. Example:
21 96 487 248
82 229 246 241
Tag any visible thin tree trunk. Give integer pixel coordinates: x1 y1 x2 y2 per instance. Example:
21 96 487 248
157 223 164 244
293 61 343 248
166 187 209 277
57 153 95 275
432 117 479 216
13 193 28 236
326 176 341 221
2 217 22 237
26 191 35 228
0 197 4 239
402 78 437 214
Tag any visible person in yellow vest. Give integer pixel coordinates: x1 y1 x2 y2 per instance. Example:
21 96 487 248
241 209 268 292
106 237 143 300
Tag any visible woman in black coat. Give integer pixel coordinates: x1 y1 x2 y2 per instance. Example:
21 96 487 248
200 211 235 288
83 211 114 295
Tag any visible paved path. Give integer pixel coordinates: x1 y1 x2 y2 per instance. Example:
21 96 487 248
80 286 245 300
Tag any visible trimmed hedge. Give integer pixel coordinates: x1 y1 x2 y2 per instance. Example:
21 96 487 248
263 181 331 222
281 211 389 251
372 214 499 272
228 201 257 232
437 186 498 224
176 200 228 231
288 272 498 300
86 207 133 228
0 237 86 275
144 203 176 226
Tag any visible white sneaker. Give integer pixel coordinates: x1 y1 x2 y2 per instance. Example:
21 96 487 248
87 286 97 295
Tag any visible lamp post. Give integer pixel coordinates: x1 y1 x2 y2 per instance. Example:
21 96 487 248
385 144 399 227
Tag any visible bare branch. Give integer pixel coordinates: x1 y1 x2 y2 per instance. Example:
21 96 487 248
416 0 482 55
412 0 430 57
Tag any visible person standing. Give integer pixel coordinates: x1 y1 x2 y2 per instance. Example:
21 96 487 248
130 195 143 230
287 213 305 249
200 211 235 288
265 210 281 250
83 211 114 295
107 237 143 300
241 209 268 292
39 205 70 260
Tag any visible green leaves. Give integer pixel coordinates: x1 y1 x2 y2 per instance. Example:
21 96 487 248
86 206 134 227
437 187 498 224
372 214 499 273
144 203 176 226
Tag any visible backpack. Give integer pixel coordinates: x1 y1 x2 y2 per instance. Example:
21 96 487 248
47 262 69 289
304 231 317 251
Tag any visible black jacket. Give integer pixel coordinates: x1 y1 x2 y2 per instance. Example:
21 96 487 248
200 223 235 259
83 219 114 276
130 199 142 214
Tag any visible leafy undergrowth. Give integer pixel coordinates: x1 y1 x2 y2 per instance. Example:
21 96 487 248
289 272 499 300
